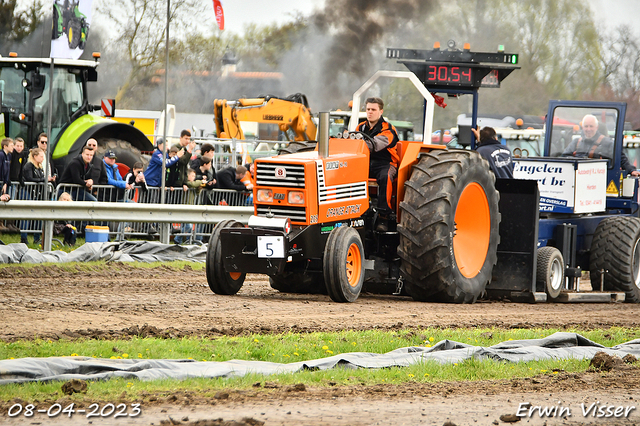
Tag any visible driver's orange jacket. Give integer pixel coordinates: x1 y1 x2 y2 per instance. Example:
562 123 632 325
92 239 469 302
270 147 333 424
356 118 400 168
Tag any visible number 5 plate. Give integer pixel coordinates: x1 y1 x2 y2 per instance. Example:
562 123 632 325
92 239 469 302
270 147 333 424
257 236 285 258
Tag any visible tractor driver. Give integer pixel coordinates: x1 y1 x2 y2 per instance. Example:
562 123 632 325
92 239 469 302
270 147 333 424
562 114 640 177
356 97 400 232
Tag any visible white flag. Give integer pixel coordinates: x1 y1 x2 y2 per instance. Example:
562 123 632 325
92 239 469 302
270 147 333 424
50 0 93 60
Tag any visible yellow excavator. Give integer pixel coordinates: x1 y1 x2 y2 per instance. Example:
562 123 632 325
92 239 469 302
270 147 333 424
213 93 317 142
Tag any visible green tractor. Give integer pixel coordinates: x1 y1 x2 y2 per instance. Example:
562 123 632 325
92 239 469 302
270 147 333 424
52 0 90 50
0 54 153 171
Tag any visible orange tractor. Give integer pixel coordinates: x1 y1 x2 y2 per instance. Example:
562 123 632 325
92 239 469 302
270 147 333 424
206 48 520 303
206 114 499 303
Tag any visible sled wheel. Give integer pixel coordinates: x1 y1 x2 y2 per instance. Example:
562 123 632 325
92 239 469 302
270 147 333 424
323 226 364 303
590 217 640 303
277 141 317 155
269 270 326 294
398 149 500 303
536 246 564 299
206 220 246 295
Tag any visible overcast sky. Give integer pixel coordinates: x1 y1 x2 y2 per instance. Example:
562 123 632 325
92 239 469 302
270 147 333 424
215 0 638 35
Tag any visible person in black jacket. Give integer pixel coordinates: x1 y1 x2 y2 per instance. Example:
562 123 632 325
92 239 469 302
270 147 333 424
216 165 249 191
0 138 14 197
20 147 47 244
10 137 28 184
472 126 514 179
85 138 108 186
35 133 58 186
189 143 215 170
58 146 98 201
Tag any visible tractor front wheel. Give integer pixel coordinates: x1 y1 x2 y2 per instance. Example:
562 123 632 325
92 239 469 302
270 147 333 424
323 226 364 303
398 150 500 303
206 220 246 295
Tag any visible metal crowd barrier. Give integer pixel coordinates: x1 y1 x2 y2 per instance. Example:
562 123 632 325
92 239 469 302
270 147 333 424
2 181 252 246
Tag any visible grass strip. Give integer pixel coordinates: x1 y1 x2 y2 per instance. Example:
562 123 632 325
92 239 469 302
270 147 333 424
1 327 637 402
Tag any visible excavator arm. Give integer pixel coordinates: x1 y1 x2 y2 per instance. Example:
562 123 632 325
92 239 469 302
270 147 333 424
213 95 317 142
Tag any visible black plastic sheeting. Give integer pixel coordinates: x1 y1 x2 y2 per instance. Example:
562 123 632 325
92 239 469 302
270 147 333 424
2 333 639 385
0 241 206 264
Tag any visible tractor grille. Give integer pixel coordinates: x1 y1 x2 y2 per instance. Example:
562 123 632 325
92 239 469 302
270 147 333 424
256 163 306 188
316 161 367 204
256 205 307 223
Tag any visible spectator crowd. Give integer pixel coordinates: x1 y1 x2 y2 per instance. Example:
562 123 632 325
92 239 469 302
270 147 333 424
0 129 254 245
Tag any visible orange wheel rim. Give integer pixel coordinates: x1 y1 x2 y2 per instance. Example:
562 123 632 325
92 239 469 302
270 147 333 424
229 272 241 280
345 243 362 287
453 182 490 278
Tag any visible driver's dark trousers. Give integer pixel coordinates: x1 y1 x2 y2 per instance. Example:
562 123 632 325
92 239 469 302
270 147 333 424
370 161 397 213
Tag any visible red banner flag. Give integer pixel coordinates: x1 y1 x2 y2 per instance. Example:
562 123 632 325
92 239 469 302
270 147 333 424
213 0 224 31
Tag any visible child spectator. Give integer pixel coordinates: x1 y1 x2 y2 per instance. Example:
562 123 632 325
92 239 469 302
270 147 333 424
54 192 77 246
124 161 148 194
165 146 181 188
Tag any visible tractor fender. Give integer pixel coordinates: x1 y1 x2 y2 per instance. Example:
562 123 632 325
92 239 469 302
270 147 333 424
52 115 153 170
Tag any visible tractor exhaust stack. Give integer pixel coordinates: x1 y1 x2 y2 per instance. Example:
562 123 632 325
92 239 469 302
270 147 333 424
318 111 330 158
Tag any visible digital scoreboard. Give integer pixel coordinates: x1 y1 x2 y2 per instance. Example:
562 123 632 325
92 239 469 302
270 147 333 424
387 47 519 89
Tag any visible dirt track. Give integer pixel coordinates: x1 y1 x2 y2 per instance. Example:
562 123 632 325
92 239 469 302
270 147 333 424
1 263 640 425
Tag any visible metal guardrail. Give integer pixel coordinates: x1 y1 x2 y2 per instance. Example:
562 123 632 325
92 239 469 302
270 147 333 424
0 181 253 250
0 201 253 250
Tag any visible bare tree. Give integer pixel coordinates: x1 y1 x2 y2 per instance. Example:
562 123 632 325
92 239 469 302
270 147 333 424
96 0 204 107
0 0 45 47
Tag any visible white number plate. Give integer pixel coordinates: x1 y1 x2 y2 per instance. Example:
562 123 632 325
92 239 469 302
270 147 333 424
257 236 285 258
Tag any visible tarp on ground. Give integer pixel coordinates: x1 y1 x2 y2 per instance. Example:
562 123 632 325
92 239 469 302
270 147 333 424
1 332 639 384
0 241 206 264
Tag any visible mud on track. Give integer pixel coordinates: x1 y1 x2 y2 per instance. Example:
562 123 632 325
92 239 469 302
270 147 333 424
1 263 639 425
1 263 639 342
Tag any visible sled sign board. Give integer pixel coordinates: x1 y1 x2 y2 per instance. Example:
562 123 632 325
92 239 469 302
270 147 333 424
513 158 607 214
51 0 93 60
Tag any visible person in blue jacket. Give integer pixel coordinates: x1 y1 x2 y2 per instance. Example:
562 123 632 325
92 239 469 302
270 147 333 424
472 126 514 179
144 138 186 187
102 149 132 201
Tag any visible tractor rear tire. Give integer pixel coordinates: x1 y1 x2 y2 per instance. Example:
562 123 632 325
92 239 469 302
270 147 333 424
323 226 365 303
398 150 500 303
98 139 150 170
206 220 246 295
277 141 317 155
68 19 82 49
536 246 564 299
269 270 327 294
52 7 62 39
589 216 640 303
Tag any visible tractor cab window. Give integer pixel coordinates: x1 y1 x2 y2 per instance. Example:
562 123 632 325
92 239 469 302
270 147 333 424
0 66 27 110
34 68 84 142
0 65 29 140
549 106 619 168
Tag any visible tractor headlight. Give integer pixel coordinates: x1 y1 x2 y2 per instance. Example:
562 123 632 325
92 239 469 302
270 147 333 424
288 191 305 205
257 189 273 202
